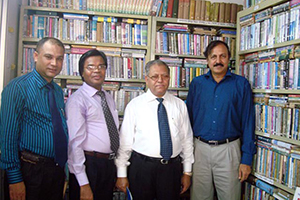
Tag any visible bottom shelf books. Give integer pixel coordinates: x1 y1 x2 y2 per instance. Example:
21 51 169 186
244 174 293 200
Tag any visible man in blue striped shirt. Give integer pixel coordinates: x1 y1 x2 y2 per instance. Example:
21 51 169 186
0 37 68 200
186 40 256 200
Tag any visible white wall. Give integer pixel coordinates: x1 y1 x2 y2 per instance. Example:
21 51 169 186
0 0 19 104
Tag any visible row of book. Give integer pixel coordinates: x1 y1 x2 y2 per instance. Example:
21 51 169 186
26 0 242 21
254 94 300 140
27 0 154 15
253 136 300 190
155 29 236 57
240 58 300 90
159 57 208 88
244 0 265 9
244 174 293 200
23 45 147 80
23 12 148 45
240 2 300 51
64 81 146 113
151 0 242 24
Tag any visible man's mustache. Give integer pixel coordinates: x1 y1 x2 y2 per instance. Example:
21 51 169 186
213 63 224 67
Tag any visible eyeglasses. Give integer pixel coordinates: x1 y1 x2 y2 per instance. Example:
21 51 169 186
147 74 170 82
86 64 107 71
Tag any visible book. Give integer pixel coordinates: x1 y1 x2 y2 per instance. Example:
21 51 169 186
194 0 201 20
172 0 179 18
218 2 225 23
167 0 175 17
224 3 231 23
189 0 196 20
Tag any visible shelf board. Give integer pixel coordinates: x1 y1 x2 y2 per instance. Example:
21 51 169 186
155 17 236 28
237 0 287 18
254 173 295 194
256 131 300 146
23 6 151 19
22 38 149 50
238 38 300 55
56 75 145 83
168 87 189 91
155 53 206 59
252 89 300 94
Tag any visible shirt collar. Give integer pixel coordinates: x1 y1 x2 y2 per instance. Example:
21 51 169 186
204 69 232 80
145 89 171 102
82 82 104 97
32 68 54 89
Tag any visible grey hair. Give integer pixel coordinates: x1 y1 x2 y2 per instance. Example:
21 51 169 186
145 60 170 76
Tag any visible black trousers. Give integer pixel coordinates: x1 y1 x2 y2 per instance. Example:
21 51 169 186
128 152 182 200
68 154 116 200
6 158 65 200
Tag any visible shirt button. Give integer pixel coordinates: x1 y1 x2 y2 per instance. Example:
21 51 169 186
214 108 217 110
213 121 216 124
56 163 58 166
215 95 218 98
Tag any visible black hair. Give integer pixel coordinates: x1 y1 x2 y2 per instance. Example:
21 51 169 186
78 49 108 81
204 40 231 59
36 37 65 53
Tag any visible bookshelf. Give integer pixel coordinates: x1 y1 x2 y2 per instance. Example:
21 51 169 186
150 15 237 98
236 0 300 198
17 5 152 114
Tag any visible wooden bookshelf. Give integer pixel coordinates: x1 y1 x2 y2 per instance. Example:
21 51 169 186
236 0 300 198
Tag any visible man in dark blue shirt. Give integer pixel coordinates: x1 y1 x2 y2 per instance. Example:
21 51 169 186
186 40 256 200
0 37 68 200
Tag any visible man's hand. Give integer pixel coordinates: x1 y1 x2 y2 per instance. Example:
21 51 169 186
116 177 129 194
180 174 191 194
80 184 93 200
239 164 251 182
9 182 26 200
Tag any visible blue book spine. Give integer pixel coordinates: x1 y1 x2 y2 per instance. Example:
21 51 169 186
134 24 141 45
256 179 275 194
294 109 299 140
162 32 168 53
187 34 190 55
161 0 169 17
37 16 45 39
156 0 163 16
264 105 268 133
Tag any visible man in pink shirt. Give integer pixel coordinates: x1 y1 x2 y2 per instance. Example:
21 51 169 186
66 49 119 200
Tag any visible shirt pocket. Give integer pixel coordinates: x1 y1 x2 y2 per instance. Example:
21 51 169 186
169 116 180 139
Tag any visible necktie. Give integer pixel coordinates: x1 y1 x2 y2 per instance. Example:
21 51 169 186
157 98 172 161
97 91 119 153
46 83 68 168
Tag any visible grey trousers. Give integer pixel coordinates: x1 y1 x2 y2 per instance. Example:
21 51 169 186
191 138 241 200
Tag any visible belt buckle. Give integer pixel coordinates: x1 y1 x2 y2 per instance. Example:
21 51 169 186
160 159 168 164
108 153 116 160
208 140 218 145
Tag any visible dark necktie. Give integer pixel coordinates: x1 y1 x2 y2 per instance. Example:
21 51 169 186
46 83 68 168
157 98 172 160
97 91 119 153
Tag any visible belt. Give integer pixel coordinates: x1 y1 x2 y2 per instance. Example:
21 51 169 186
132 151 181 165
20 151 54 165
84 151 116 160
194 136 240 145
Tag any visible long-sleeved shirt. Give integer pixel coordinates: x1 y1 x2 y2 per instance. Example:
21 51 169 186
66 82 119 186
186 70 256 166
0 69 67 184
115 90 194 177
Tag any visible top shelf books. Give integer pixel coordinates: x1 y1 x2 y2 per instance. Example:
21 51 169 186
26 0 154 15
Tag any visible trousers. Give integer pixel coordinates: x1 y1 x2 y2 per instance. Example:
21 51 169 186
191 138 241 200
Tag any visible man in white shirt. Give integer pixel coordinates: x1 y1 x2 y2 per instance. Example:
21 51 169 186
66 49 119 200
115 59 194 200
